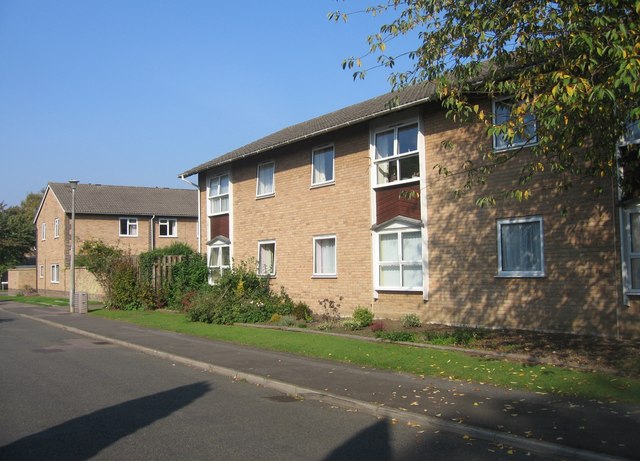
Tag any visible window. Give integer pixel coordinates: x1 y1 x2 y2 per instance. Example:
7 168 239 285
208 244 231 284
258 241 276 276
41 223 46 240
497 216 545 277
374 122 420 185
312 146 334 186
51 264 59 284
39 265 44 279
313 236 336 276
208 174 229 215
622 206 640 294
257 162 275 197
159 218 177 237
493 98 537 151
54 218 59 238
119 217 138 237
619 122 640 202
376 228 423 290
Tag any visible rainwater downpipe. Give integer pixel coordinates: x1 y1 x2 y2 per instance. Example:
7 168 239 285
180 175 201 254
149 215 156 251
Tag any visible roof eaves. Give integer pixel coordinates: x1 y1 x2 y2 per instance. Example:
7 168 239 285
179 88 434 178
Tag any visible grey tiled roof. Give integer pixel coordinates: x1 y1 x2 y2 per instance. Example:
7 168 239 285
180 83 437 177
48 183 197 217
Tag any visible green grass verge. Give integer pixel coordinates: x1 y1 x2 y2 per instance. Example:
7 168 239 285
0 294 102 307
89 309 640 403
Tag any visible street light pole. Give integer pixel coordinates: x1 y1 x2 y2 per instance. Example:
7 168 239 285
69 180 79 313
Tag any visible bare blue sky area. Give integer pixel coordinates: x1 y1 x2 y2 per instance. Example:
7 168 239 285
0 1 408 206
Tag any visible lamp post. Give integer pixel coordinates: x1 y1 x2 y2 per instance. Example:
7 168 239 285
69 180 79 313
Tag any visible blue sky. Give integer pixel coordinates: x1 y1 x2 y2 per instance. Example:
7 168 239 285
0 1 408 206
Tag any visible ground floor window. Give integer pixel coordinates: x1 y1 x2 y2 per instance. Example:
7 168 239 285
208 244 230 284
375 225 423 291
313 235 336 276
51 264 60 284
497 216 545 277
159 218 177 237
622 206 640 293
258 241 276 276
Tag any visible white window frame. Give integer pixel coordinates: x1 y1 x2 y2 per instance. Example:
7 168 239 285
39 265 44 279
374 225 423 292
50 264 60 284
372 121 420 187
119 217 138 237
257 240 276 276
313 235 337 277
159 218 177 238
54 218 59 238
311 145 335 187
208 173 230 216
621 205 640 295
256 161 275 197
41 223 46 241
497 216 545 277
492 97 538 151
207 243 231 285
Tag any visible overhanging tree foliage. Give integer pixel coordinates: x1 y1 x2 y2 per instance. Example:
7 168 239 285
330 0 640 203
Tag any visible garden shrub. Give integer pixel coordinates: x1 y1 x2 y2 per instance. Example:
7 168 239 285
375 331 416 342
422 328 487 346
292 301 313 321
187 260 298 325
401 313 422 328
352 306 374 328
342 319 361 331
317 297 342 326
370 321 385 332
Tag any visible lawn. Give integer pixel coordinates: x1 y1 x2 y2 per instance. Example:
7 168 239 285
0 294 102 308
90 309 640 403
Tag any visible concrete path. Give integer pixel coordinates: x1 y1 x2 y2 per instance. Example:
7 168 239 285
1 302 638 461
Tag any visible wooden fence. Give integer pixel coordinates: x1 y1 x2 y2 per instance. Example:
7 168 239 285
131 255 184 291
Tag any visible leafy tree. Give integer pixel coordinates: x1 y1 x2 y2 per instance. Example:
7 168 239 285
330 0 640 202
0 191 43 274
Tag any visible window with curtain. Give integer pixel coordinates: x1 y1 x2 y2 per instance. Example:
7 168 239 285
258 241 276 276
159 218 177 237
208 174 229 215
493 98 537 151
257 162 275 197
312 146 334 186
51 264 60 283
208 244 230 284
313 236 336 276
119 218 138 237
377 229 422 290
497 216 544 277
374 122 420 186
622 207 640 293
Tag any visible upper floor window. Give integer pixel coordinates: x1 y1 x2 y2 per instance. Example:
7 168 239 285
257 162 275 197
54 218 60 238
622 206 640 294
208 174 229 215
313 235 337 277
159 218 177 237
374 122 420 185
312 146 335 186
619 121 640 202
41 223 46 240
493 98 537 151
497 216 544 277
119 217 138 237
258 241 276 276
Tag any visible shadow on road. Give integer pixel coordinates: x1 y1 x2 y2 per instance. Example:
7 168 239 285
0 381 211 460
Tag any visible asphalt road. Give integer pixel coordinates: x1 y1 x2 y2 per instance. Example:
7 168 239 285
0 309 547 461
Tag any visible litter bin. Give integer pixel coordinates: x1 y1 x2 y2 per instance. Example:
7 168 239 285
73 292 88 314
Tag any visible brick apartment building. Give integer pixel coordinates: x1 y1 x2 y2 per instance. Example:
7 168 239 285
181 85 639 339
33 183 198 297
